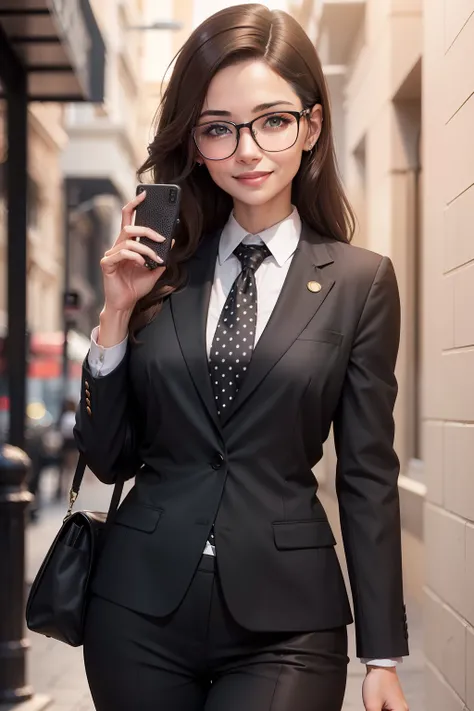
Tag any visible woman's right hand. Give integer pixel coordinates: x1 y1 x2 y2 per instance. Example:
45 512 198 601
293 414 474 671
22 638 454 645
100 190 170 314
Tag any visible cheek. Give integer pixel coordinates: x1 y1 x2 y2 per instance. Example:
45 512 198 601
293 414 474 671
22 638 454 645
272 149 304 182
205 162 232 190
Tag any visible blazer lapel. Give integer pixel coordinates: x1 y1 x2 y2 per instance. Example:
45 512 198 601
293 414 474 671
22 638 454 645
170 230 221 431
220 224 336 426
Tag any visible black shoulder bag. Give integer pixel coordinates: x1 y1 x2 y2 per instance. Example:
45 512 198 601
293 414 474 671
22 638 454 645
26 455 124 647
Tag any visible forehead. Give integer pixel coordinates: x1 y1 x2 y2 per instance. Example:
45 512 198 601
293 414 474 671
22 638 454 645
202 59 299 117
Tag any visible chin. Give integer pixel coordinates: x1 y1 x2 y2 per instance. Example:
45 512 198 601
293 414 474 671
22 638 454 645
225 183 286 207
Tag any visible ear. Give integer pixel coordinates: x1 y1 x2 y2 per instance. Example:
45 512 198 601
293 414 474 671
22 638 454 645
303 104 323 151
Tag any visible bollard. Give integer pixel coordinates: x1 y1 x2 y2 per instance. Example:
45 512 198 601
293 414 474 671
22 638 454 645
0 444 33 703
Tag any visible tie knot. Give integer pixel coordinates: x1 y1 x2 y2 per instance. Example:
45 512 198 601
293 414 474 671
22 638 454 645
233 243 271 273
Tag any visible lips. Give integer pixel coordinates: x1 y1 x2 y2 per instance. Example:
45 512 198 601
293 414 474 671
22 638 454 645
234 171 272 180
233 171 273 187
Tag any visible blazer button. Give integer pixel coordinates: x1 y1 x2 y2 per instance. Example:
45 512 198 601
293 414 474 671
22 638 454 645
86 406 92 416
211 453 224 470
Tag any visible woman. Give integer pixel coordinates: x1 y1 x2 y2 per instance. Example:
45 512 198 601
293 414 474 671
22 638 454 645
75 5 409 710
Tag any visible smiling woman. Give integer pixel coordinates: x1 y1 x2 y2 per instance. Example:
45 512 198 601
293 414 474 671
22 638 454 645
73 5 409 711
133 3 355 335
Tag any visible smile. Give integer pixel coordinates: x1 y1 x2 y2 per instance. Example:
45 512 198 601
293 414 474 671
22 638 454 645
234 172 273 186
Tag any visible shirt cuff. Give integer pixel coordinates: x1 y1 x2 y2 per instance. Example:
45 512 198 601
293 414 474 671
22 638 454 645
361 658 402 667
87 326 128 378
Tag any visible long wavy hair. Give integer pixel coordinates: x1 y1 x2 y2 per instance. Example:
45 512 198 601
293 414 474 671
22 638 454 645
131 3 355 336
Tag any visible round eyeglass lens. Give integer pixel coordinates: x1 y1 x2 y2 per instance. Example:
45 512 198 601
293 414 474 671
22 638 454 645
194 112 300 160
252 112 299 152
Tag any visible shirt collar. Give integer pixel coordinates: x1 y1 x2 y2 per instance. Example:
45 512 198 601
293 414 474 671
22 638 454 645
218 207 301 268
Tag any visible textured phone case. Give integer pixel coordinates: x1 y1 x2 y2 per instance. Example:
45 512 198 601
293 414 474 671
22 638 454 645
134 184 181 269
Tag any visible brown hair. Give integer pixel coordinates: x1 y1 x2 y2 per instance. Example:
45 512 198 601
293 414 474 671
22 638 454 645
131 3 355 336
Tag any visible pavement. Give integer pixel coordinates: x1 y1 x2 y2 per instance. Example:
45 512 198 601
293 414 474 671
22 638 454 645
16 469 425 710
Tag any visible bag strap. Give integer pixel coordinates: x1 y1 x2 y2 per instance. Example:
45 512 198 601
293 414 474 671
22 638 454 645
65 453 124 522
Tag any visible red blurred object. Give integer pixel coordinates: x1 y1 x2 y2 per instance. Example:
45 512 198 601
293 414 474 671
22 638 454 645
0 332 83 379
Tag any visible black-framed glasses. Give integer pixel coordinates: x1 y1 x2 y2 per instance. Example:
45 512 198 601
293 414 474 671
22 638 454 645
192 108 311 161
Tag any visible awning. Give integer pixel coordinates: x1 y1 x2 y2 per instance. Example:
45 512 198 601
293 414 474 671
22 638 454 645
0 0 105 102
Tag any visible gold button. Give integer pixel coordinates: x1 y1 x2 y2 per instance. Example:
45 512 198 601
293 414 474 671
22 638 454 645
307 281 322 293
85 389 91 398
85 380 90 388
86 398 91 406
86 406 92 416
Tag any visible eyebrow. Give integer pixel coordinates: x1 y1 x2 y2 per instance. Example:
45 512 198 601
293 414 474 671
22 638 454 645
199 101 295 119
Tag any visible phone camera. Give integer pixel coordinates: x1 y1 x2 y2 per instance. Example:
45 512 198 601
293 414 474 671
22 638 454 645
169 188 177 204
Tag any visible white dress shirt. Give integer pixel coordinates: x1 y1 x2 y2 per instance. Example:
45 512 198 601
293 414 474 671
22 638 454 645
87 207 400 667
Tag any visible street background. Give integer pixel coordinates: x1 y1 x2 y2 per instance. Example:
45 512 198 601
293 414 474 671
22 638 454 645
1 0 473 708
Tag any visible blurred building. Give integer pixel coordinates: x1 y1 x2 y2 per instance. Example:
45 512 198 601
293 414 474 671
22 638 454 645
0 0 105 447
61 0 147 337
0 103 66 334
0 1 106 702
294 0 474 707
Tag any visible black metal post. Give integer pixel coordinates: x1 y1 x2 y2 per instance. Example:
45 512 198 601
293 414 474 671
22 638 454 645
0 445 33 703
61 180 79 413
0 29 44 707
6 58 28 450
61 182 71 413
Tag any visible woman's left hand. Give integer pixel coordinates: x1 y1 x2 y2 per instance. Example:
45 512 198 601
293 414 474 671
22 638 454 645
362 667 409 710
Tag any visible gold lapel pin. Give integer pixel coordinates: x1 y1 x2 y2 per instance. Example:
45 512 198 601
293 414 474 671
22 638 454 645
307 281 322 293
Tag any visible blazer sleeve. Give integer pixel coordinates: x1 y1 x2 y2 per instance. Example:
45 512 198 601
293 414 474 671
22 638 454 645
333 256 409 659
74 348 141 485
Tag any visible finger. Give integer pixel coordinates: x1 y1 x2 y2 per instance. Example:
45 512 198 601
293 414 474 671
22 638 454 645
120 189 146 230
105 239 164 264
123 225 166 242
108 239 163 264
100 248 148 271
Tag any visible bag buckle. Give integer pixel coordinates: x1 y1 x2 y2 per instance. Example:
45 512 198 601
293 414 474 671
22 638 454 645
64 489 78 521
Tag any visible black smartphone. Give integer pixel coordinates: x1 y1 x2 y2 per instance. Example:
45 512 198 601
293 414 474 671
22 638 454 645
134 183 181 269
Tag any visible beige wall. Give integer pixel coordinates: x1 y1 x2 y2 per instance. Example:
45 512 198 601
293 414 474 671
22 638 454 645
0 103 67 334
422 0 474 708
303 0 474 705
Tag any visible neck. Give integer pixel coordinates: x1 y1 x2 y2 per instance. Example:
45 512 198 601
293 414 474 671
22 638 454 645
232 191 293 235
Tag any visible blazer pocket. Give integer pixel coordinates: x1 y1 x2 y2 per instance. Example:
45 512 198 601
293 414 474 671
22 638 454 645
114 502 163 532
273 519 336 549
296 328 343 346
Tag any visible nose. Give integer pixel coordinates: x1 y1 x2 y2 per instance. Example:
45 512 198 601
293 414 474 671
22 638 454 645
235 127 262 163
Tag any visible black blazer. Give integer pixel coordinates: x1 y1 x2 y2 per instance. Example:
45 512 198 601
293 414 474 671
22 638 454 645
75 223 409 659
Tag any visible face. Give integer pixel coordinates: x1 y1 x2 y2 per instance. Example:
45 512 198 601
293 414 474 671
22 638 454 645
195 59 322 222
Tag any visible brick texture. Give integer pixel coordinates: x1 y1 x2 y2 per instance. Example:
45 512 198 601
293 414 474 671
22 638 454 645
424 0 474 706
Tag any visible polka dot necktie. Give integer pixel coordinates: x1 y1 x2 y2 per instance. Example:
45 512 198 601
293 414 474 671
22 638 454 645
209 242 271 418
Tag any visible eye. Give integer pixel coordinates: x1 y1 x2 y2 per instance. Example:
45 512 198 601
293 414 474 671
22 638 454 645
256 113 295 131
262 113 293 130
201 123 233 139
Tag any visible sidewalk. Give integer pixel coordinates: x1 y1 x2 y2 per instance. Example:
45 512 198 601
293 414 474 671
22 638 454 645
23 471 425 710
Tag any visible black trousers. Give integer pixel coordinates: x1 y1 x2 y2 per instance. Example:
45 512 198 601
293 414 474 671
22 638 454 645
83 555 348 711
